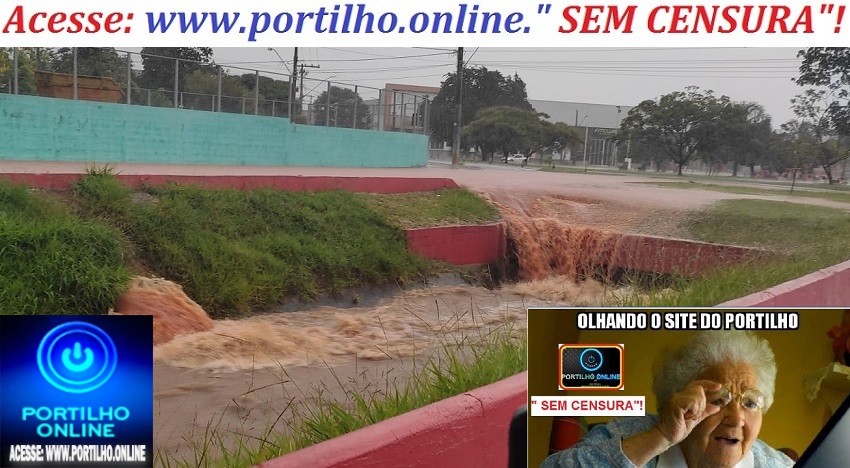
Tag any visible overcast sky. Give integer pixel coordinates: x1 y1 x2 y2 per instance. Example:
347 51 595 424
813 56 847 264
149 47 807 126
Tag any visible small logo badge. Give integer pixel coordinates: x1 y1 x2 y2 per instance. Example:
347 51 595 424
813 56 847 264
37 322 118 393
559 344 624 391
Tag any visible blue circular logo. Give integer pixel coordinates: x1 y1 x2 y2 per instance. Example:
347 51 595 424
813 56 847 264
579 348 603 372
37 322 117 393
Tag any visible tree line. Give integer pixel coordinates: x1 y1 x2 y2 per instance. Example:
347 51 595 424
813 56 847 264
427 48 849 182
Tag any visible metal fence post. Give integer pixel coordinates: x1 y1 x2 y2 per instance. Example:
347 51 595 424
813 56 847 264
126 52 132 104
287 73 294 119
72 48 78 100
377 89 384 131
325 81 331 127
352 85 358 129
413 95 419 133
391 92 398 131
173 58 179 108
254 71 259 115
12 47 19 95
216 66 222 112
423 96 430 140
272 101 276 117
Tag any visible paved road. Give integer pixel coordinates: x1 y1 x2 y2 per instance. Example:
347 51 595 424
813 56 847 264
5 159 849 235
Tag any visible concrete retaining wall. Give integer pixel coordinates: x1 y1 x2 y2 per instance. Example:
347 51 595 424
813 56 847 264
405 223 505 266
256 372 527 468
613 234 771 276
0 94 427 167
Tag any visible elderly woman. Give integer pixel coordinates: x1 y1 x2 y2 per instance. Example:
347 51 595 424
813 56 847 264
542 331 794 467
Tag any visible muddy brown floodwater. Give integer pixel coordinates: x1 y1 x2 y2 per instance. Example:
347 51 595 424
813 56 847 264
152 279 632 465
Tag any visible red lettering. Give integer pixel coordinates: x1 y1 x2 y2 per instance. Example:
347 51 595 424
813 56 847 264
68 12 84 33
582 5 604 33
669 6 690 33
605 6 635 33
3 5 24 33
648 6 668 32
47 12 66 33
560 6 634 34
559 6 580 33
767 6 791 33
104 12 122 33
28 12 46 33
2 6 128 33
720 6 738 33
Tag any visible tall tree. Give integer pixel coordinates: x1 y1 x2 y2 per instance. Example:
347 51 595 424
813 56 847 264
790 90 850 183
313 86 372 129
619 87 727 176
796 48 850 136
707 102 774 177
52 48 127 83
428 66 533 145
463 107 580 162
0 48 38 94
137 48 213 93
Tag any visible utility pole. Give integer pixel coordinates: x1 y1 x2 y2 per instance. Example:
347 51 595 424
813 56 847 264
289 47 298 119
451 47 464 165
298 63 320 101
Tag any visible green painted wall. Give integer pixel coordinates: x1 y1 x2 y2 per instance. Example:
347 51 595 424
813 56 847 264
0 94 427 167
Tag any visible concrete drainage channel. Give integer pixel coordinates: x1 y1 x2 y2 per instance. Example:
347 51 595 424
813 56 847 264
4 172 820 467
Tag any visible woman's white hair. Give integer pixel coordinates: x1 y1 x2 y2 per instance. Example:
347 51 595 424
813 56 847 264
652 330 777 412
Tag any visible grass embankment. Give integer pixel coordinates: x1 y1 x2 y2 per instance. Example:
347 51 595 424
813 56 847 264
75 173 428 315
1 173 500 317
640 199 850 306
0 182 129 314
649 180 850 204
360 189 501 229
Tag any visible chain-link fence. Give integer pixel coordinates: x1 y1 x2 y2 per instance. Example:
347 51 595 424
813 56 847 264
2 48 431 135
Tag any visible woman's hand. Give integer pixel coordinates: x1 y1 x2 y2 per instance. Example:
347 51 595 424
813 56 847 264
623 380 723 466
656 380 723 446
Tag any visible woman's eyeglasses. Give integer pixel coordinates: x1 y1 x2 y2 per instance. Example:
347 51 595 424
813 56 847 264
707 386 766 412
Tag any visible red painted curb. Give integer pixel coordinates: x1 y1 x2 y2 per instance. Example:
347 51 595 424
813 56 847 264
613 234 771 277
718 258 850 307
405 223 506 266
0 173 459 194
255 372 527 468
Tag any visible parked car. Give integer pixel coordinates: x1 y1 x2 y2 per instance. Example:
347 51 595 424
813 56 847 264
504 153 529 164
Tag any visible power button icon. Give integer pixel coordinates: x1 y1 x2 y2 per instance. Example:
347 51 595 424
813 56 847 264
37 322 117 393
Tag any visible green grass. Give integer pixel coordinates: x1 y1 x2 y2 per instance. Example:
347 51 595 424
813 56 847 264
632 199 850 306
0 181 130 314
359 188 501 229
157 329 527 468
72 174 430 316
647 181 850 204
1 174 505 317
